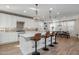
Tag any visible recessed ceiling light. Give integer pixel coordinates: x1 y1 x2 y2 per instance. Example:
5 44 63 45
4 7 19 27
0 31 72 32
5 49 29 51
30 8 39 11
6 5 10 8
49 8 53 10
23 10 27 13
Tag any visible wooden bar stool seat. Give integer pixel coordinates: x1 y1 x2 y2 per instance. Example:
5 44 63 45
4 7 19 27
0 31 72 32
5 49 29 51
32 33 41 55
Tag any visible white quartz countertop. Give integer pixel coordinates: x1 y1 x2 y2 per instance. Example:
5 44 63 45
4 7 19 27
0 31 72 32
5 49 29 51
19 31 46 38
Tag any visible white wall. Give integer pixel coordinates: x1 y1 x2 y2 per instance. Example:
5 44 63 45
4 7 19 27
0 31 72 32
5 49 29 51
75 18 79 34
50 19 79 37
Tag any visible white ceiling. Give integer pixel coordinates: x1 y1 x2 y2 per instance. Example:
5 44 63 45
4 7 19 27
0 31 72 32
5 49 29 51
0 4 79 20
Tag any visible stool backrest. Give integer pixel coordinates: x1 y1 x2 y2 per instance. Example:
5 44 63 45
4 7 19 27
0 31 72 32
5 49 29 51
33 33 41 41
45 31 50 38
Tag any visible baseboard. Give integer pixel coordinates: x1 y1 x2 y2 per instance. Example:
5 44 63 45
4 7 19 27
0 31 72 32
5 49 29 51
0 40 19 45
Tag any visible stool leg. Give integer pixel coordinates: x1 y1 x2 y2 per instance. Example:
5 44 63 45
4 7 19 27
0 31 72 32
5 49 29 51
32 41 40 55
53 35 58 44
35 41 37 52
45 38 46 48
42 38 49 51
49 35 54 47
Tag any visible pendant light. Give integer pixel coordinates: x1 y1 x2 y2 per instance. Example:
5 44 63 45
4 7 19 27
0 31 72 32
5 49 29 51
49 9 52 21
33 4 39 21
48 8 55 47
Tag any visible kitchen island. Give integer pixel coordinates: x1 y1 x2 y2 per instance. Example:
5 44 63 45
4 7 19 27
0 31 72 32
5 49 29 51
19 31 55 55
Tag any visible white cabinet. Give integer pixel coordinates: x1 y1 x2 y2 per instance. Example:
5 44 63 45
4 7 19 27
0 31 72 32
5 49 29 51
0 32 18 45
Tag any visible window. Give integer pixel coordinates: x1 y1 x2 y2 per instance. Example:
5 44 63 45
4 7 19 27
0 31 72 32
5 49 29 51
51 21 75 33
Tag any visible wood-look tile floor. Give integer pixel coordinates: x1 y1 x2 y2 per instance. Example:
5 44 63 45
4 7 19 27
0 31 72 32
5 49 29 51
0 42 22 55
0 37 79 55
39 37 79 55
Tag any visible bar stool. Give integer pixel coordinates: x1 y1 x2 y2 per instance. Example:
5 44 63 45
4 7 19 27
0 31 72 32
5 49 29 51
42 31 50 51
49 32 55 47
32 33 41 55
53 32 58 44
